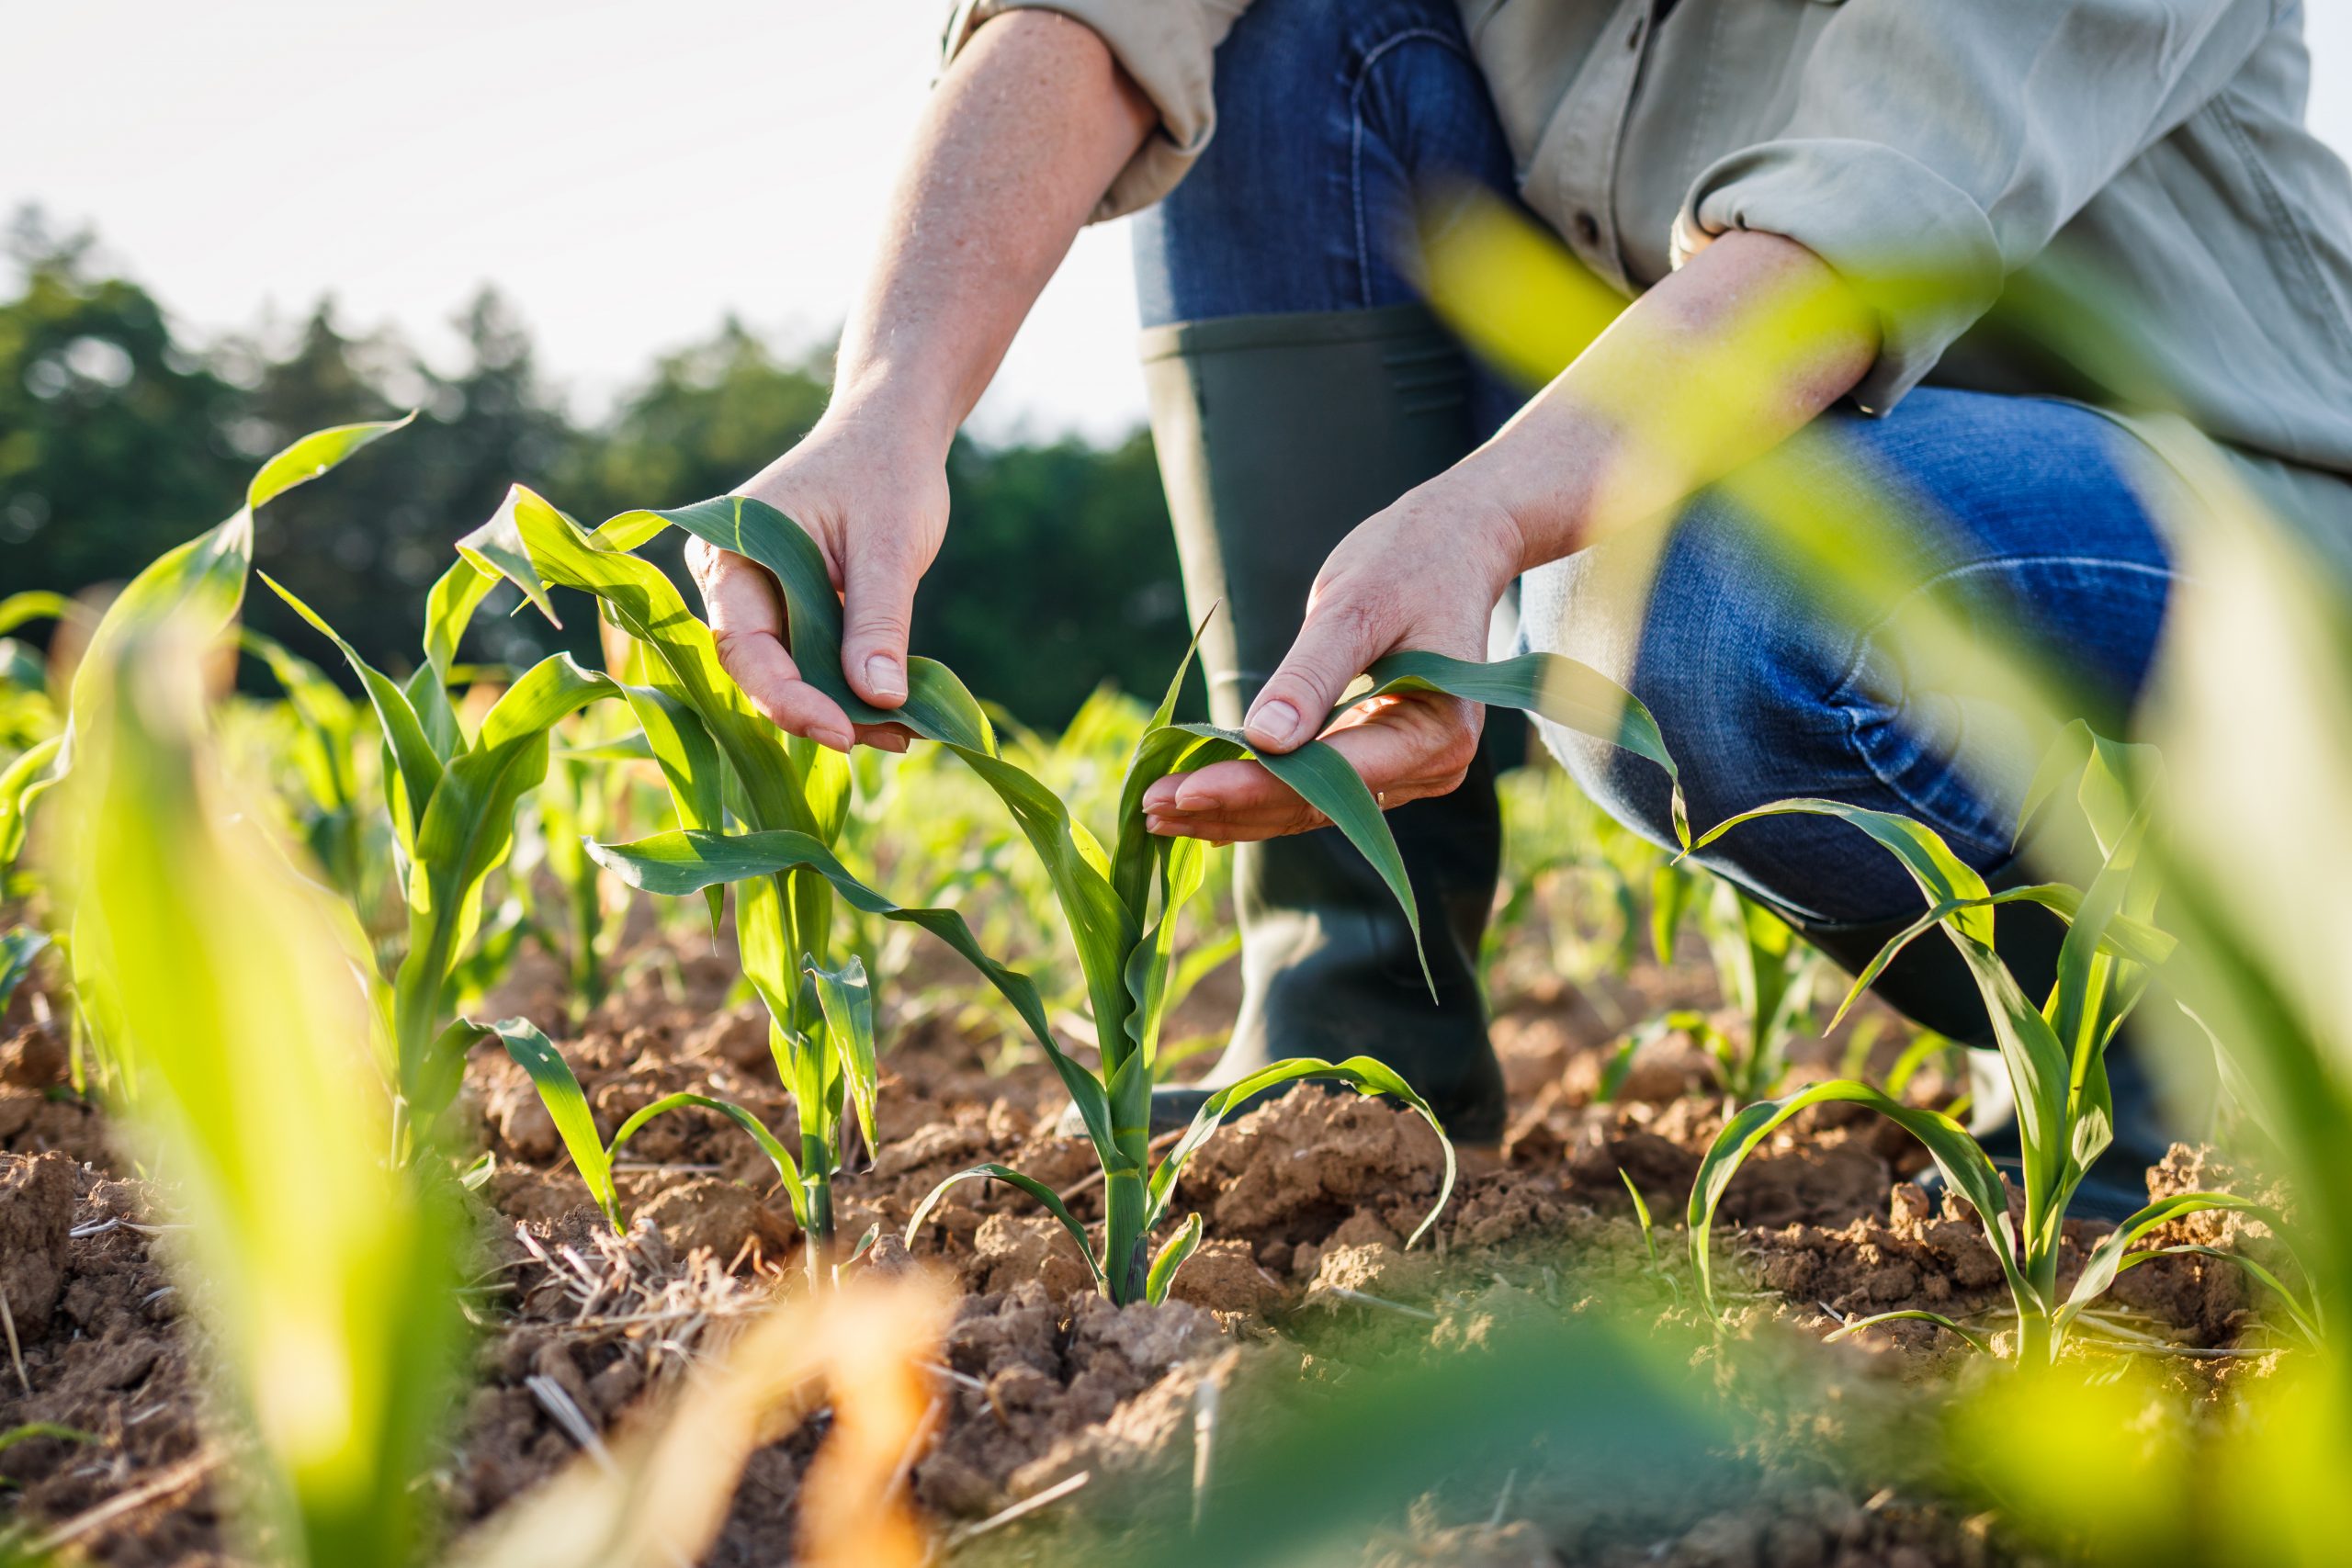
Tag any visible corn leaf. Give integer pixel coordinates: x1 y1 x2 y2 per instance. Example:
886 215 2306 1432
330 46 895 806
262 574 444 852
650 494 995 752
1687 1079 2030 1320
0 590 69 637
608 1091 806 1228
2055 1191 2295 1335
587 827 1113 1151
2122 1245 2324 1347
1121 831 1211 1066
1948 933 2074 1259
1825 1309 1994 1355
0 735 64 867
1165 721 1434 997
421 556 500 683
1147 1056 1457 1248
475 654 617 750
1689 798 1996 942
904 1163 1108 1293
1144 1212 1204 1305
245 413 415 512
472 1016 619 1229
392 720 574 1115
1363 649 1685 842
1825 881 2175 1032
808 955 879 1155
0 925 50 1012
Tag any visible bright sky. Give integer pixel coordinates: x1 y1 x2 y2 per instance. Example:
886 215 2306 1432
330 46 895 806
6 1 2351 446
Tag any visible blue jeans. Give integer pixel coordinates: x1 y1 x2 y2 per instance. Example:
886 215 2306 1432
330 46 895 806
1132 0 2177 935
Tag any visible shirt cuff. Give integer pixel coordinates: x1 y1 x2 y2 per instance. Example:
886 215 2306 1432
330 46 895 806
943 0 1220 220
1677 138 2006 415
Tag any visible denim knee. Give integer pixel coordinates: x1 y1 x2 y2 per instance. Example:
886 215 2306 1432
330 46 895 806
1521 503 1951 924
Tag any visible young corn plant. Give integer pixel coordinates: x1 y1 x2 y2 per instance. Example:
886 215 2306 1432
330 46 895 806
534 714 639 1021
264 569 684 1151
1607 879 1826 1107
577 493 1688 1304
1683 725 2309 1362
454 487 1077 1277
51 595 466 1568
29 416 415 1104
234 626 385 911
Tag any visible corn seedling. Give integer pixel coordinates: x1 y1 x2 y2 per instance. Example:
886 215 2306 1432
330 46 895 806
466 1014 795 1233
1682 727 2296 1361
265 485 778 1147
453 488 1084 1277
1608 879 1826 1106
535 716 640 1020
50 607 466 1568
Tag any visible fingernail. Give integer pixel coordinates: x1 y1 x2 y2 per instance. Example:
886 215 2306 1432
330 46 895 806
1145 814 1173 836
1170 785 1220 814
865 655 906 702
1244 698 1302 749
873 732 909 754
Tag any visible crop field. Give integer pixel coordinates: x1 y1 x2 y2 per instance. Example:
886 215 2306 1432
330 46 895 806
2 408 2350 1568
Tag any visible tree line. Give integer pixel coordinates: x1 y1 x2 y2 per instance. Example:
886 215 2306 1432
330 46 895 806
0 208 1187 727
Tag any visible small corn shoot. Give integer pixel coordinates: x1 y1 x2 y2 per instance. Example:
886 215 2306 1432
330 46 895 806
1684 725 2302 1361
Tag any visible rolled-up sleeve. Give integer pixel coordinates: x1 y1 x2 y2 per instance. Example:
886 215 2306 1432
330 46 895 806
942 0 1247 220
1675 0 2274 413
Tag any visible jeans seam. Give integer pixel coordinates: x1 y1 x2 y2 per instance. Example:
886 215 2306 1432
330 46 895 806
1824 553 2177 842
1347 27 1475 311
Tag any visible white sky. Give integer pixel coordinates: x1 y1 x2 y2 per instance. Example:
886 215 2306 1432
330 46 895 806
6 0 2351 446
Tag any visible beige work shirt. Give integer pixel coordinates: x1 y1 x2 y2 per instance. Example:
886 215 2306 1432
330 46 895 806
944 0 2352 556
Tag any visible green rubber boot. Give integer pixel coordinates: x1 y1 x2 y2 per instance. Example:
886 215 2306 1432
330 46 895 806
1120 305 1509 1144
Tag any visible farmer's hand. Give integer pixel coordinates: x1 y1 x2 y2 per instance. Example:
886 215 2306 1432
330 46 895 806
688 8 1154 753
687 415 944 754
1140 484 1525 842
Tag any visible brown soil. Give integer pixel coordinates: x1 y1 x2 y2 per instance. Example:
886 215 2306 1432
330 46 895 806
0 942 2278 1567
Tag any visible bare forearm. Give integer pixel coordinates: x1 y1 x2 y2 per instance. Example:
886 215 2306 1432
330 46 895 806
1450 231 1882 573
829 11 1155 454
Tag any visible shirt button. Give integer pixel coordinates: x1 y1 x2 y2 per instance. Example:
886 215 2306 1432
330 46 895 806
1575 211 1601 245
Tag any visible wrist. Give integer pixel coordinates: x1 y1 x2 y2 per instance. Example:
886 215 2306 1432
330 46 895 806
1399 469 1541 599
818 366 963 466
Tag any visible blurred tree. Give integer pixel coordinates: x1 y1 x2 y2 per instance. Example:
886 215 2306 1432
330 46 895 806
930 429 1190 726
0 209 247 605
559 317 830 518
3 212 1185 727
236 288 578 676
